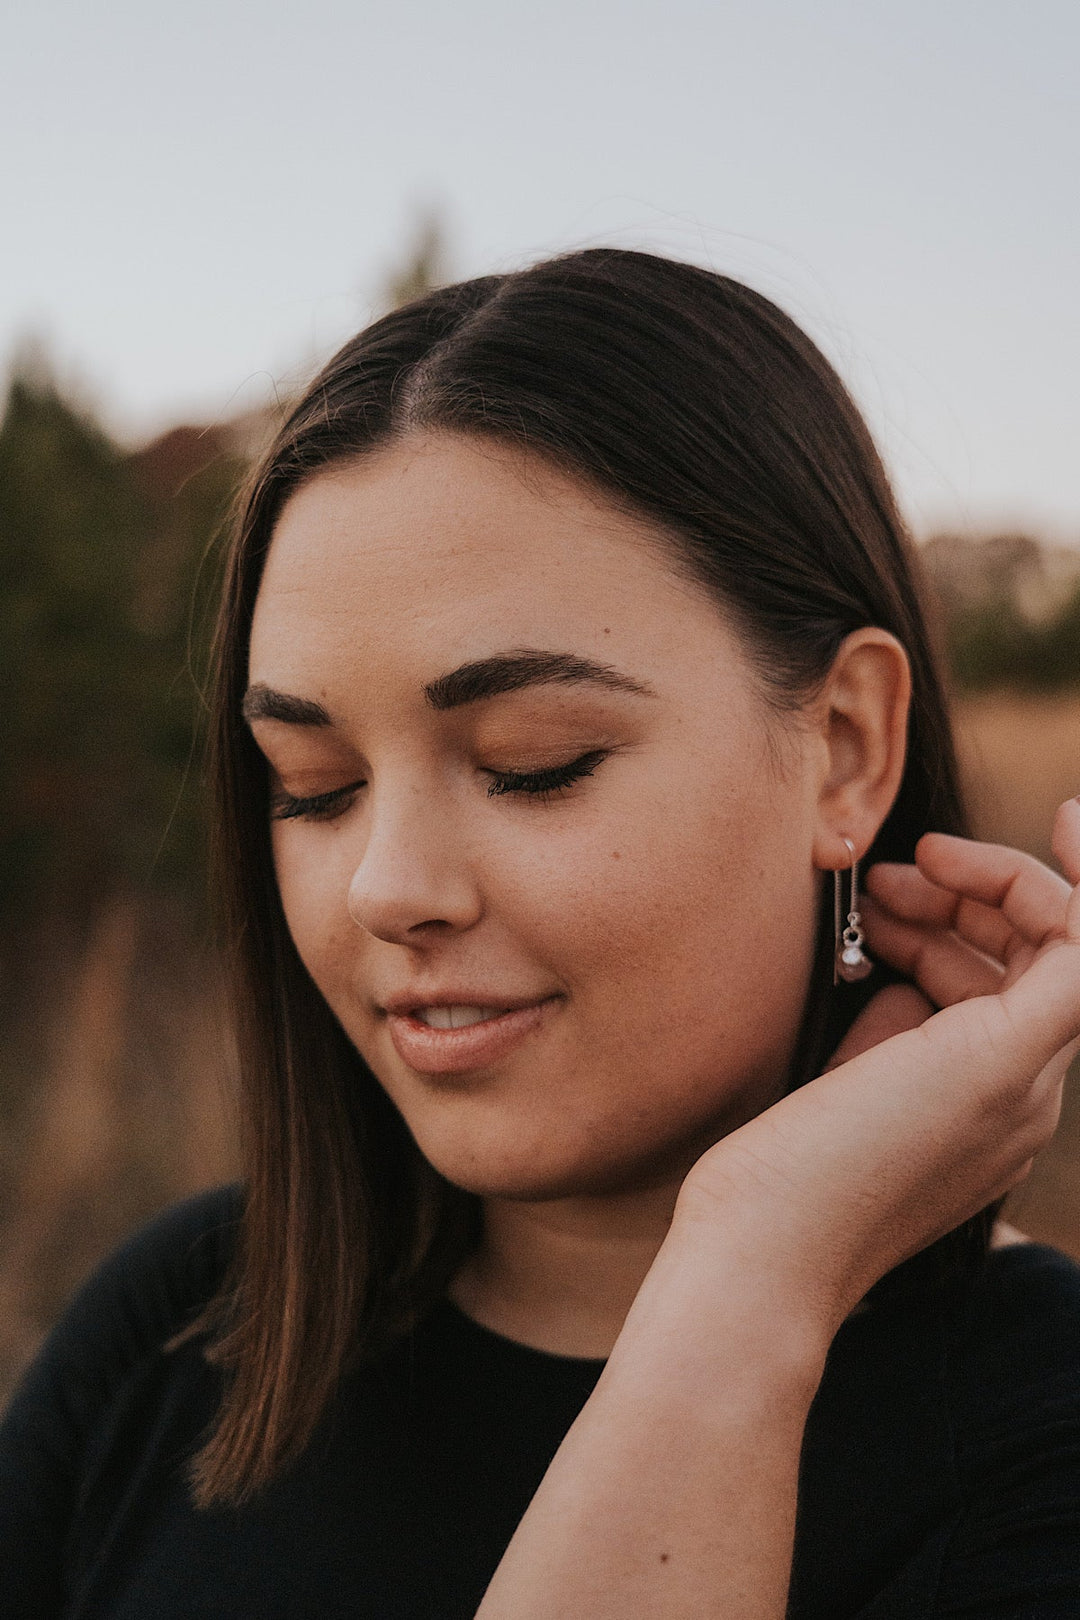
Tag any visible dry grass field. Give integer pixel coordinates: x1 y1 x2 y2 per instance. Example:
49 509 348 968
0 693 1077 1406
952 693 1080 1257
954 692 1080 865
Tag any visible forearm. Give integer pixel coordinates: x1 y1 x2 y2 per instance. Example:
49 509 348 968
475 1225 828 1620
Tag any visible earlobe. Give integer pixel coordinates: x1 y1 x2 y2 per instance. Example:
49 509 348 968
811 628 912 872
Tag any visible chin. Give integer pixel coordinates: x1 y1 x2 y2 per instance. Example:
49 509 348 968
410 1118 705 1204
410 1136 587 1201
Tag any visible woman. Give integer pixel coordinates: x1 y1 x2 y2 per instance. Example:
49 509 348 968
2 248 1079 1618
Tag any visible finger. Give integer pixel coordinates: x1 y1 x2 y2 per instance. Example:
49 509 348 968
860 893 1008 1005
1051 796 1080 886
1034 1039 1080 1106
865 862 958 926
821 982 934 1072
912 831 1073 949
950 898 1021 964
866 865 1016 962
997 932 1080 1067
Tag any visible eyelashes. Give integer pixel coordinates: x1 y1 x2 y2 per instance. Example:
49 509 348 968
269 783 364 823
483 749 608 801
268 750 611 824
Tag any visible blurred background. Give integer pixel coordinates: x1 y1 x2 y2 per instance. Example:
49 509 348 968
1 0 1078 1405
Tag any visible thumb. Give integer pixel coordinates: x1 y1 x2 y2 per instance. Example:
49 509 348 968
822 983 935 1073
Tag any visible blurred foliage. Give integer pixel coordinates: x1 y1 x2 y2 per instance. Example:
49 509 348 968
945 587 1080 691
381 209 448 312
0 366 244 955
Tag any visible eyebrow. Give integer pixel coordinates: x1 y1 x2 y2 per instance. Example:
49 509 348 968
241 648 656 727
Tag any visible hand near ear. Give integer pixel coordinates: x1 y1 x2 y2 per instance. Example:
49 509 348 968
862 812 1077 1008
672 798 1080 1340
824 799 1078 1071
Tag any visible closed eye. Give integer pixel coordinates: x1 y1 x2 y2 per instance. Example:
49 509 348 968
268 750 611 823
269 781 365 822
484 750 610 801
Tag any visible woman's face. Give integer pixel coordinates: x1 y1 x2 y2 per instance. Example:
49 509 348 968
247 433 827 1202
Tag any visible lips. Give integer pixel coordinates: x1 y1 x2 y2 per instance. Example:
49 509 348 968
385 995 562 1074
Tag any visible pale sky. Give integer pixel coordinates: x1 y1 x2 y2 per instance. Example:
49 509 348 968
2 0 1077 538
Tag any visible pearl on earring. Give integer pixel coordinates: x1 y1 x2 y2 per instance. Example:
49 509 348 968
834 835 873 985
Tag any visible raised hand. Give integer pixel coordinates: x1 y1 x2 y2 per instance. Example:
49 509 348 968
673 798 1080 1341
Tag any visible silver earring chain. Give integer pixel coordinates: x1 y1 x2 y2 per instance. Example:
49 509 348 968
834 835 873 985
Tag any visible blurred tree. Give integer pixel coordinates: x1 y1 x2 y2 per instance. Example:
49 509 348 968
0 361 243 966
922 532 1080 692
1043 584 1080 688
380 209 448 309
946 587 1080 690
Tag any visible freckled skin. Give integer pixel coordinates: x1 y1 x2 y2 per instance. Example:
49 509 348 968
248 433 825 1214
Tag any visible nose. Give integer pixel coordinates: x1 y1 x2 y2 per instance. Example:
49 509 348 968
345 779 483 944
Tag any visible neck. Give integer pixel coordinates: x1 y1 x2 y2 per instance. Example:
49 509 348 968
448 1178 684 1359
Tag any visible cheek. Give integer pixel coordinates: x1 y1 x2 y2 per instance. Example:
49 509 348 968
538 775 821 1081
546 766 798 969
271 832 356 990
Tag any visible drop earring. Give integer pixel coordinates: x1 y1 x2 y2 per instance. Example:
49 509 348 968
834 835 873 985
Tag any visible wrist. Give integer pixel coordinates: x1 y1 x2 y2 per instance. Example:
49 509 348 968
606 1203 833 1411
668 1173 857 1344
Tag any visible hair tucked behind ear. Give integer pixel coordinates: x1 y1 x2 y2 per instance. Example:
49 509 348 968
178 248 990 1509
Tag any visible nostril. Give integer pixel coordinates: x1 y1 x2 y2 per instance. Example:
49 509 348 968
345 864 483 944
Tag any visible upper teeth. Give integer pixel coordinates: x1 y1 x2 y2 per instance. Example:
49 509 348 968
415 1005 509 1029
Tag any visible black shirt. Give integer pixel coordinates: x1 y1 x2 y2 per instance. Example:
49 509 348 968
2 1185 1080 1618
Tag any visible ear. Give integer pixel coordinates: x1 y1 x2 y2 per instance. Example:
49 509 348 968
808 628 912 871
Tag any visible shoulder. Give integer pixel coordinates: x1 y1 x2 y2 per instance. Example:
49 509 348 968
1 1183 242 1446
948 1239 1080 1429
793 1245 1080 1615
0 1188 242 1613
58 1182 241 1372
91 1182 243 1336
918 1244 1080 1612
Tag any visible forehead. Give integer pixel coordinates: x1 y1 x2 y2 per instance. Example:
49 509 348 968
248 433 737 693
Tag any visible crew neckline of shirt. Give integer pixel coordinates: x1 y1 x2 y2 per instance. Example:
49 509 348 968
434 1294 610 1369
426 1242 1063 1373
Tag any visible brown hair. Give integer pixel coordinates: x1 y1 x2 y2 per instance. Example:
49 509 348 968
182 248 990 1507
